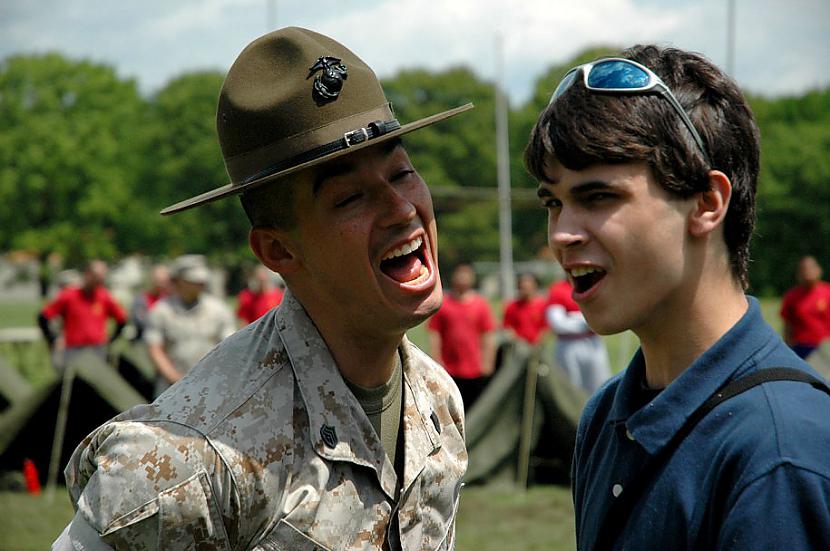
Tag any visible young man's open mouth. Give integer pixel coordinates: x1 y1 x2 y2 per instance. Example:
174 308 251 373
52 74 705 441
569 266 607 298
379 235 432 288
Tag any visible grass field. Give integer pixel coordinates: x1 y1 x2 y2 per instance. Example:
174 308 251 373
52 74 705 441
0 484 575 550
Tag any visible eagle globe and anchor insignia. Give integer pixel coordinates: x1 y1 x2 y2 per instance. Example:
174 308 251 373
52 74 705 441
307 56 349 106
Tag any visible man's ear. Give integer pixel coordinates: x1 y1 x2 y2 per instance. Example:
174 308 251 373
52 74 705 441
249 226 301 274
689 170 732 238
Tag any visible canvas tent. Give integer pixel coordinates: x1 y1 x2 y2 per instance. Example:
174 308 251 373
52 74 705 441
115 340 158 401
0 359 32 413
0 328 38 412
465 339 587 486
0 350 146 485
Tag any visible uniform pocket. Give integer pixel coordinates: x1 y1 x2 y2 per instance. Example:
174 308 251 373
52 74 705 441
255 519 332 551
100 470 230 550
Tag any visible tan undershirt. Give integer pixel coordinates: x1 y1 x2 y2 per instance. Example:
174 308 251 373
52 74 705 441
344 352 405 487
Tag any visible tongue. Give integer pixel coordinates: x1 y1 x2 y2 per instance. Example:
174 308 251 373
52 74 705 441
381 254 424 283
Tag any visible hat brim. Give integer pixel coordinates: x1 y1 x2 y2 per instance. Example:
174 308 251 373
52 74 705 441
160 102 474 215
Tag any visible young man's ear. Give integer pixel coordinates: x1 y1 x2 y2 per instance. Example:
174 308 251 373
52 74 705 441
689 170 732 238
249 226 301 274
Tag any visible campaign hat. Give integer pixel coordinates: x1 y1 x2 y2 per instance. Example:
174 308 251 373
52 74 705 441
170 255 211 284
161 26 473 215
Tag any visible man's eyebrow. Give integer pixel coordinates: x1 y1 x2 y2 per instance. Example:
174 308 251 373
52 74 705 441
569 181 616 195
537 186 553 198
312 137 405 196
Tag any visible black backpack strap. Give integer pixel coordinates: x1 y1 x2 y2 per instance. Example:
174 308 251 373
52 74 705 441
591 368 830 551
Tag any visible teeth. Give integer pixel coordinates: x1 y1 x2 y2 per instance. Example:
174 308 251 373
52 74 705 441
570 266 602 278
383 236 422 261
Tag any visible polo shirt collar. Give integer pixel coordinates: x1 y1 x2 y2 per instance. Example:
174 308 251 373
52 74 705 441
608 296 774 455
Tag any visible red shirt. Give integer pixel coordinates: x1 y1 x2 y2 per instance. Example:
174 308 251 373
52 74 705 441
428 292 495 379
42 286 127 347
780 281 830 346
503 296 547 344
546 279 581 313
237 288 284 324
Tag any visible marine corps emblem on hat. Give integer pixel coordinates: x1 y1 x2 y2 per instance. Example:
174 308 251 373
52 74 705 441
160 26 473 215
308 56 348 105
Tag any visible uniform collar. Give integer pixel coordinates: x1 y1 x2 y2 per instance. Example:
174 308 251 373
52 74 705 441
274 290 441 500
609 297 778 455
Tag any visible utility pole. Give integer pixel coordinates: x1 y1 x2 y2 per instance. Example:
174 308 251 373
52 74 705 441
495 33 515 301
726 0 736 76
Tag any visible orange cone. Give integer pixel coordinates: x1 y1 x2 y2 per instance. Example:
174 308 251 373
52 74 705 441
23 459 41 495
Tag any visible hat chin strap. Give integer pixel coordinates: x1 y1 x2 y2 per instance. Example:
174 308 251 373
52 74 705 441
242 118 401 185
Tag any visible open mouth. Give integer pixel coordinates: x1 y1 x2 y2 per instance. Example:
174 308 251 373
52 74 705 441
380 236 430 285
570 266 606 294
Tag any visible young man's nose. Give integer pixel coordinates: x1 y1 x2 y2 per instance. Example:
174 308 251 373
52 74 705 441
378 183 417 227
549 208 587 250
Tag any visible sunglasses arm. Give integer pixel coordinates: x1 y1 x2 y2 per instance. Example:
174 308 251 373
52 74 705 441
657 87 714 168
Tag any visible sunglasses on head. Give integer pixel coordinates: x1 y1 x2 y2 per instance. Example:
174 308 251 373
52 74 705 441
549 57 713 168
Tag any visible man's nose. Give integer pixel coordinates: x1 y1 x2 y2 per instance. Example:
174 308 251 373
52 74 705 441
549 207 587 250
378 183 417 227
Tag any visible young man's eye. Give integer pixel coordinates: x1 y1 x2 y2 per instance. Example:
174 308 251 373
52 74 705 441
542 198 562 210
587 192 615 202
392 169 415 182
334 193 363 208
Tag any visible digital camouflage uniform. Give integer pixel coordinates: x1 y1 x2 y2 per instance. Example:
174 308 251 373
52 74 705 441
59 290 467 550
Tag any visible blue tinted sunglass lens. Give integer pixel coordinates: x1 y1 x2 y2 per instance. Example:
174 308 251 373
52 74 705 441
587 60 650 89
551 69 579 102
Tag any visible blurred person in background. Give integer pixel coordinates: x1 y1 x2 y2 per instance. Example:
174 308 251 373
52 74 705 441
780 255 830 359
526 45 830 549
429 262 496 409
236 264 284 325
128 263 171 341
54 27 469 550
145 255 235 397
502 272 547 345
546 276 611 394
37 259 126 370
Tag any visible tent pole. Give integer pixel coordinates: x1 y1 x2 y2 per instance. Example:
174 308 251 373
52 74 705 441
46 360 77 503
517 349 540 489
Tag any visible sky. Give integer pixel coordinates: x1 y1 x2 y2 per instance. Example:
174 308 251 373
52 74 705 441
2 0 828 105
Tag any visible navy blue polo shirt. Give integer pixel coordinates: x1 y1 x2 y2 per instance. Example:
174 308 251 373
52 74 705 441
573 297 830 550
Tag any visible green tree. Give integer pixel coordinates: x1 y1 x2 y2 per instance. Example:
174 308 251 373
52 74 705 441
140 71 250 267
0 53 148 264
749 89 830 294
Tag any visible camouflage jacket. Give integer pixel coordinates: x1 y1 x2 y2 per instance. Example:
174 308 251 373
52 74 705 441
60 291 467 550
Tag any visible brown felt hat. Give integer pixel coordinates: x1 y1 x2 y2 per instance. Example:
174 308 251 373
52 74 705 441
161 27 473 215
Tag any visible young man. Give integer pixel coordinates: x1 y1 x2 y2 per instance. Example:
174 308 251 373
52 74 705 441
145 255 235 397
780 255 830 359
503 272 547 346
526 46 830 549
54 28 471 550
428 262 496 409
38 259 126 370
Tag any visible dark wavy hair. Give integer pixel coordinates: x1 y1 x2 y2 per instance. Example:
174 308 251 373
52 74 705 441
525 45 760 289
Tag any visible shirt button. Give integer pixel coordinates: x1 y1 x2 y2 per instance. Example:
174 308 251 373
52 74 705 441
612 484 623 497
625 428 635 441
